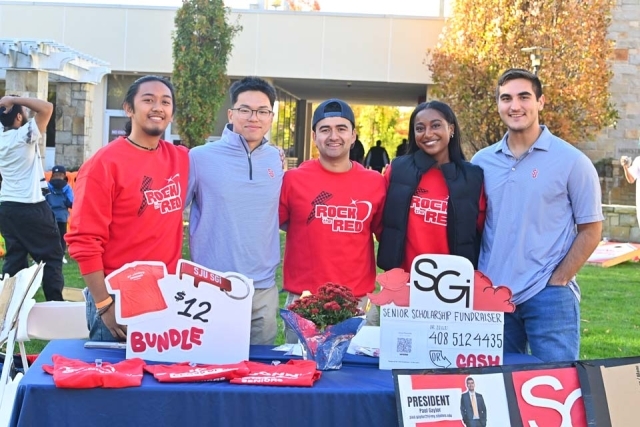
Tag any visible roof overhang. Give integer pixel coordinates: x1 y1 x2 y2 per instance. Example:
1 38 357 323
269 77 427 107
0 39 111 84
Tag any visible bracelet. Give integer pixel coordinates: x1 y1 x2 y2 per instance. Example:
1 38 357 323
97 301 113 317
95 296 113 310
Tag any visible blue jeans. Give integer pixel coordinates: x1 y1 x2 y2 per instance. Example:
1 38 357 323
504 284 580 362
84 288 121 342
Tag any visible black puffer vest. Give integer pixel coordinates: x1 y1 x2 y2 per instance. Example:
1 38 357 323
377 150 484 270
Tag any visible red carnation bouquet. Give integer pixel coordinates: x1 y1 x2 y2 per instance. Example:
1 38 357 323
280 283 365 370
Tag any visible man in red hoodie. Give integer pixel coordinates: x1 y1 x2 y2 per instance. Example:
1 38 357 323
66 76 189 341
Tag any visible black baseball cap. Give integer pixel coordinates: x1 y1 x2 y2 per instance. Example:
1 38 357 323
312 99 355 131
51 165 66 174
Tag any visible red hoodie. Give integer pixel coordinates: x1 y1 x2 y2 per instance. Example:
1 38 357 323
66 137 189 275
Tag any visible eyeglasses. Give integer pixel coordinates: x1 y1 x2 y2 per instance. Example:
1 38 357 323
231 107 274 119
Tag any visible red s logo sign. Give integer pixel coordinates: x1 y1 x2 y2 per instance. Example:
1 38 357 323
512 368 587 427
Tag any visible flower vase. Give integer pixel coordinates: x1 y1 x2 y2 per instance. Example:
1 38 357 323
280 309 365 370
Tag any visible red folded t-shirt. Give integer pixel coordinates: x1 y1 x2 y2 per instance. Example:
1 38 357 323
144 362 250 383
230 360 321 387
42 355 145 389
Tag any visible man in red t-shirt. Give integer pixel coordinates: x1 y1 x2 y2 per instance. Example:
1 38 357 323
279 99 386 342
66 76 189 342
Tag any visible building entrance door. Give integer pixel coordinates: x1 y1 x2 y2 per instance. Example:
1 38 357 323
104 111 128 144
104 111 177 145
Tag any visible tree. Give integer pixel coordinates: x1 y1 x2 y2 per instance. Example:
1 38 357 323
309 104 406 159
428 0 617 155
270 95 297 156
352 105 406 154
172 0 241 147
286 0 321 11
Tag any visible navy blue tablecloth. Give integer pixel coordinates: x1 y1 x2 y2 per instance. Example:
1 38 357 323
10 340 541 427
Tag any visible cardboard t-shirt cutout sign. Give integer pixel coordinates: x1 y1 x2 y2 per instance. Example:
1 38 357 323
105 259 254 365
107 264 167 318
378 254 515 370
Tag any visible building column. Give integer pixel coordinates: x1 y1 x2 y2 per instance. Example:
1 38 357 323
4 70 49 169
56 83 95 169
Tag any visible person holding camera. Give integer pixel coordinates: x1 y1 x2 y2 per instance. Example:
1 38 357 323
621 155 640 226
0 95 65 301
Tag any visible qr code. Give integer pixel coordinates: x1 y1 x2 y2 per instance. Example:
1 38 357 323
397 337 412 354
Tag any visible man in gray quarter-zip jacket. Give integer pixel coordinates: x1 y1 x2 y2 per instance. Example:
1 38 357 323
187 77 284 345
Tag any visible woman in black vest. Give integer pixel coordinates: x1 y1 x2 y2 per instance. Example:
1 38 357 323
377 101 485 271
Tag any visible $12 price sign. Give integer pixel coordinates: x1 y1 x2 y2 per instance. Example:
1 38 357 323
105 259 254 364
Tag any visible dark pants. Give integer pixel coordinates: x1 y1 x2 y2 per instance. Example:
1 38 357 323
57 221 67 253
0 201 64 301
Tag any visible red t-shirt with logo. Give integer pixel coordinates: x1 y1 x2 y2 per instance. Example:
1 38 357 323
144 362 250 383
107 264 167 318
42 355 145 389
385 165 486 272
279 160 386 297
230 360 321 387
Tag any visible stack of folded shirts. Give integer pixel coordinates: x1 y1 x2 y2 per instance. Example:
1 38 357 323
43 357 322 388
230 360 322 387
42 355 145 388
144 362 249 383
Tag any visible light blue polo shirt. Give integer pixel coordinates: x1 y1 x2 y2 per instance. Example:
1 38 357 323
471 126 603 305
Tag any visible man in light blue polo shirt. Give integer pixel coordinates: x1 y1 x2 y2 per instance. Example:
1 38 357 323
471 68 603 363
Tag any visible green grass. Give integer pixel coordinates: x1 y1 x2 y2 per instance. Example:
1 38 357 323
5 230 640 360
576 263 640 359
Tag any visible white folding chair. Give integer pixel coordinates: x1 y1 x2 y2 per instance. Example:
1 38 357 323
16 301 89 373
24 301 88 341
1 280 88 426
0 264 43 372
0 328 19 427
0 371 22 426
0 263 44 427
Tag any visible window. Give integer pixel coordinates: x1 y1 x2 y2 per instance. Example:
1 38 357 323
270 88 298 157
106 74 139 110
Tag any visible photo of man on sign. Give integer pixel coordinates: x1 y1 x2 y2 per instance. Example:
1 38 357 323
460 377 487 427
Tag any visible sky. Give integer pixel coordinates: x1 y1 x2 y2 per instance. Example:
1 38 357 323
9 0 449 17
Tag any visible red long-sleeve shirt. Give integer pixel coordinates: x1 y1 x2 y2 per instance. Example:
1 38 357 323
66 137 189 275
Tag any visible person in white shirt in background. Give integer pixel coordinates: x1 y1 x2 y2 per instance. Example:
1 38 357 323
0 95 65 301
621 155 640 227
